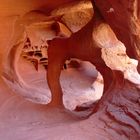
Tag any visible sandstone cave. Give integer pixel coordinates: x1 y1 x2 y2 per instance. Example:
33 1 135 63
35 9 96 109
0 0 140 140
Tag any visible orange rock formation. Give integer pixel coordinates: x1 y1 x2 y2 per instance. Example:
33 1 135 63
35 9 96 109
0 0 139 139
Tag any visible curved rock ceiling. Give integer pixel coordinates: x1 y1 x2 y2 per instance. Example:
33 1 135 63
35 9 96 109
0 0 140 140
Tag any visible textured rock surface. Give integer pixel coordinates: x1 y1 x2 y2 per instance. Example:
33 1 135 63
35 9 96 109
94 0 140 63
92 0 140 139
0 0 140 140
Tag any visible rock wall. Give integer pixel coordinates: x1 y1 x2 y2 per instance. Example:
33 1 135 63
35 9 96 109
92 0 140 139
0 0 140 140
94 0 140 62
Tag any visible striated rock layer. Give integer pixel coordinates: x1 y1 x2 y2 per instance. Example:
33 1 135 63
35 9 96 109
91 0 140 139
0 0 140 140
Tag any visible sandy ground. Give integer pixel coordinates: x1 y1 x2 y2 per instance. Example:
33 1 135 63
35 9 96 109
0 58 106 140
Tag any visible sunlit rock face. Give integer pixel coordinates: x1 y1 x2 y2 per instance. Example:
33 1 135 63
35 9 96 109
0 0 140 140
94 0 140 63
93 1 140 139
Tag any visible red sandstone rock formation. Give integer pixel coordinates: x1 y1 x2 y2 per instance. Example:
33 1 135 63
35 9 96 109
0 0 140 140
94 0 140 65
92 1 140 139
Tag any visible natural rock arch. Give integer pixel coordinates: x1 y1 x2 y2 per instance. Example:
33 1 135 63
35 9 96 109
0 0 139 139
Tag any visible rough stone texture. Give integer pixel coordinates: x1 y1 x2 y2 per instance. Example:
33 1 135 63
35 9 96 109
0 0 140 140
94 0 140 62
92 0 140 139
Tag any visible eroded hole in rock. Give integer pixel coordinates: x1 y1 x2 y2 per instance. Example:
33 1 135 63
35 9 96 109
20 37 104 110
0 0 140 139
